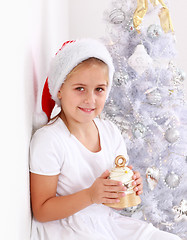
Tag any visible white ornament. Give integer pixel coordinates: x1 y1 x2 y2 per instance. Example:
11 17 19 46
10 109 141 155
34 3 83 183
173 200 187 221
146 167 160 190
165 128 179 143
128 44 153 75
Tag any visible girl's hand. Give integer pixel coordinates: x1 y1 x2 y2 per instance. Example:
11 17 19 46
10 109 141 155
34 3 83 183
88 170 126 204
128 165 143 195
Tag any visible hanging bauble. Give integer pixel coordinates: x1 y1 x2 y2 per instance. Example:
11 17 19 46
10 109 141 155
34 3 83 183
165 172 180 189
105 99 116 117
146 167 160 190
132 122 146 138
147 24 163 39
113 71 129 86
109 9 125 24
173 200 187 221
122 205 138 215
128 44 153 75
165 128 179 143
146 89 161 105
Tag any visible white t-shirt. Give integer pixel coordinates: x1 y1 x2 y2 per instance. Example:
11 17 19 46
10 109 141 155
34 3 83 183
30 118 178 240
30 117 129 197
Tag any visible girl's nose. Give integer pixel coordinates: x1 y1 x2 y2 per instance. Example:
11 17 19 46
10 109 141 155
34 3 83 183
83 91 95 104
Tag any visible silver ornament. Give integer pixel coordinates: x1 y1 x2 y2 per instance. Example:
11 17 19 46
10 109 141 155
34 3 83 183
173 200 187 221
165 172 180 189
109 9 125 24
165 128 179 143
146 90 161 105
105 99 116 117
132 122 146 138
147 24 163 39
113 71 129 86
146 167 160 190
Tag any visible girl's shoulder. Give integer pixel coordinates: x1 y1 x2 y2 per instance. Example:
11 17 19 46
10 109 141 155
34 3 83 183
31 117 67 144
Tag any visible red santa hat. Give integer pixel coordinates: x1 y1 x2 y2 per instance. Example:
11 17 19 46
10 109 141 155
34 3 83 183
34 38 115 130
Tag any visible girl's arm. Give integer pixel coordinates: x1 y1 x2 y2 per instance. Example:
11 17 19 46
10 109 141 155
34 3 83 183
30 170 125 222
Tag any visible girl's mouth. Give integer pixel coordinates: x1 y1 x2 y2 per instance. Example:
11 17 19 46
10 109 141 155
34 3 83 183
78 107 95 113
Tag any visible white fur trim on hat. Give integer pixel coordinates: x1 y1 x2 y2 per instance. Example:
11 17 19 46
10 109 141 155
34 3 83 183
48 38 115 106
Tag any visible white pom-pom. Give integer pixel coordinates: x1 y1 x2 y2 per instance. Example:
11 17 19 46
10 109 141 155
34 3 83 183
33 111 48 131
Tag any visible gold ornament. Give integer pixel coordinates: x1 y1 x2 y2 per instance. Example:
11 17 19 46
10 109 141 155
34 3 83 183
133 0 174 34
104 156 141 208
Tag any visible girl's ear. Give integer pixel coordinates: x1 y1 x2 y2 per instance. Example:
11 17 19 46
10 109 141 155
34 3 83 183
57 90 62 100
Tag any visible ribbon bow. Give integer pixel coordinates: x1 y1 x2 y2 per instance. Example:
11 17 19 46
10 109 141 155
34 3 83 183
133 0 174 33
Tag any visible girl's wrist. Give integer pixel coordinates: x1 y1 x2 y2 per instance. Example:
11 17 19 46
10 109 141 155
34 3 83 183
85 187 94 205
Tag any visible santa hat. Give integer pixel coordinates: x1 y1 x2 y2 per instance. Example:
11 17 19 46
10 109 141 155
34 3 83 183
34 38 115 130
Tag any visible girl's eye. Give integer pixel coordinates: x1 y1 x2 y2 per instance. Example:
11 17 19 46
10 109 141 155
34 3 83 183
96 87 104 92
76 87 84 91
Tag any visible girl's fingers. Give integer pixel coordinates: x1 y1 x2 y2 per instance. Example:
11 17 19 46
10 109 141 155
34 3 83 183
132 177 142 186
104 185 126 192
100 170 110 179
103 179 122 186
136 190 143 195
128 165 133 170
132 171 140 180
104 191 125 199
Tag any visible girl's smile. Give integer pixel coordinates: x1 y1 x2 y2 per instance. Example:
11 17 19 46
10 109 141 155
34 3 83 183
57 61 109 126
78 107 95 114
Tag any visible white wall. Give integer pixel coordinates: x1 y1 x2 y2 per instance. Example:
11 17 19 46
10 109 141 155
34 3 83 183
0 1 32 239
0 0 69 239
69 0 109 39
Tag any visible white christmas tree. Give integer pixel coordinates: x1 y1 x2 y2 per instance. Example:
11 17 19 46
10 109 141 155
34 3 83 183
102 0 187 238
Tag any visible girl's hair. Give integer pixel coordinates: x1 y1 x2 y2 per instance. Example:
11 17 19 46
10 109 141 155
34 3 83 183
48 57 109 124
65 57 109 83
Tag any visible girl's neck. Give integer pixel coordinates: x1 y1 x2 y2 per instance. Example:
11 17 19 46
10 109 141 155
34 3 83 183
59 111 101 153
59 111 96 137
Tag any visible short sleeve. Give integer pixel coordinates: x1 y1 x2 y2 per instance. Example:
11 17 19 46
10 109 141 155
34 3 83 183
29 128 64 176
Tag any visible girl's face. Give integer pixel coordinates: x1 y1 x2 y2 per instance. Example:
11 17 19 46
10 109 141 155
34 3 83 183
57 62 108 125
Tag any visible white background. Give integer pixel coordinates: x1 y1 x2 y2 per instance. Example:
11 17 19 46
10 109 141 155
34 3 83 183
0 0 186 239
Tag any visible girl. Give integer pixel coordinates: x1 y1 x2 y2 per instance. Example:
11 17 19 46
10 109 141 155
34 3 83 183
30 39 181 240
